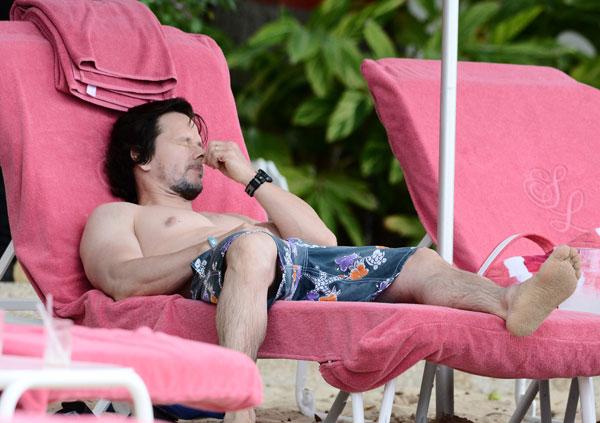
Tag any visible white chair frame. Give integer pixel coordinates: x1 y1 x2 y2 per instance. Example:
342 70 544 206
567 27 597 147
0 355 153 422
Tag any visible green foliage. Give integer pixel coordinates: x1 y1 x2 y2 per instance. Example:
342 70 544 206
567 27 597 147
226 0 600 246
149 0 600 246
140 0 236 46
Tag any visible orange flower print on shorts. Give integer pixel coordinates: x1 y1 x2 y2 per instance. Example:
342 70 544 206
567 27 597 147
350 262 369 280
318 293 338 301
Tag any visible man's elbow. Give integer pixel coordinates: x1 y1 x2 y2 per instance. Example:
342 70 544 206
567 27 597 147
88 270 136 302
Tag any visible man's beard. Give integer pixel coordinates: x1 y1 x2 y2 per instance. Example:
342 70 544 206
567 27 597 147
171 178 203 201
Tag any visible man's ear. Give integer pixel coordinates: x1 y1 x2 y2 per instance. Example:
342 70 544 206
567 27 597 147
130 149 151 171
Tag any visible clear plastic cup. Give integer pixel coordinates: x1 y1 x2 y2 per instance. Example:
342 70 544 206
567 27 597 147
43 318 73 367
560 248 600 314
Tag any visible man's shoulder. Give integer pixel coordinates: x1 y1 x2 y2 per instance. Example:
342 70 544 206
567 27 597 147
88 201 139 223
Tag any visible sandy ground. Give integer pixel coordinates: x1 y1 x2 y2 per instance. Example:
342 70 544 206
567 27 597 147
1 281 598 422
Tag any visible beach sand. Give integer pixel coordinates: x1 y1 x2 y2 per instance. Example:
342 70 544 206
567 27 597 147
1 281 598 422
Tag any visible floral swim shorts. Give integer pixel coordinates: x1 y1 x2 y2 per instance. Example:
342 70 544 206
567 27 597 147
190 230 418 307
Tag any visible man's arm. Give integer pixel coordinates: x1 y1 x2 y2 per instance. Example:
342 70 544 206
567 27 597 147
80 203 246 300
204 141 337 246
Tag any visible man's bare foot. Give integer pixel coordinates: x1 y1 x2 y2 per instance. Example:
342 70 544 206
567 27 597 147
505 245 580 337
223 408 255 423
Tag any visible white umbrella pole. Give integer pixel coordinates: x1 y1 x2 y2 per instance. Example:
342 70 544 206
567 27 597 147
435 0 460 418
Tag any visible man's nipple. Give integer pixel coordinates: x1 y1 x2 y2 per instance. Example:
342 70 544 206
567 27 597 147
165 216 177 227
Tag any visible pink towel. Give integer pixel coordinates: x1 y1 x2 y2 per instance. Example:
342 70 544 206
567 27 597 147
10 0 177 111
362 58 600 272
3 322 262 412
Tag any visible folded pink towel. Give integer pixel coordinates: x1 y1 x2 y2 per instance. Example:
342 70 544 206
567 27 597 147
10 0 177 111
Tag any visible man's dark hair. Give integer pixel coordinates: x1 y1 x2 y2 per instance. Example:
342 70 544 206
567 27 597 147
105 97 208 203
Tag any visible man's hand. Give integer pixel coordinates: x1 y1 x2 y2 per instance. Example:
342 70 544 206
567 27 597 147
204 141 255 185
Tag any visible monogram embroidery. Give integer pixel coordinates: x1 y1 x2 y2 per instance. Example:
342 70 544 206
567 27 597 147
524 165 586 233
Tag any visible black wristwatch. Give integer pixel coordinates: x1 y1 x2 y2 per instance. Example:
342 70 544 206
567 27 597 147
245 169 273 197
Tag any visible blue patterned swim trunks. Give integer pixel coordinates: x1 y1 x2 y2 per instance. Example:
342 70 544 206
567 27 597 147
190 230 417 307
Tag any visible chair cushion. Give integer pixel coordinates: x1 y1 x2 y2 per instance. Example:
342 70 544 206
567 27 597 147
3 322 262 412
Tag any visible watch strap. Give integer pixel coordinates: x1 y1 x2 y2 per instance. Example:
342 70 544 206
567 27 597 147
245 169 273 197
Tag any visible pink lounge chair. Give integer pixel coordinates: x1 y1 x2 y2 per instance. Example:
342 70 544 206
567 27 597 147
3 412 157 422
2 320 262 414
362 58 600 421
2 13 600 423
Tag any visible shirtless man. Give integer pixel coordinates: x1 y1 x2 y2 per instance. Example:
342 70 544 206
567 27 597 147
80 98 580 423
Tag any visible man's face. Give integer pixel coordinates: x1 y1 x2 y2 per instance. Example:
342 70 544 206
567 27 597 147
144 112 205 200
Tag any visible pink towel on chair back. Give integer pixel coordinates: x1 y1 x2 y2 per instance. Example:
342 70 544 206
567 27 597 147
0 22 266 314
11 0 177 111
362 59 600 272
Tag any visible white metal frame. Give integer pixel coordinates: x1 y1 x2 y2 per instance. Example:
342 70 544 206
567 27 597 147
0 355 153 422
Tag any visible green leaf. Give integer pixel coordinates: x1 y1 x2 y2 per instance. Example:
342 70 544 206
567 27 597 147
226 45 265 69
371 0 406 19
305 53 333 97
323 37 366 89
334 0 405 38
464 40 577 64
492 6 543 44
248 16 297 48
360 135 390 177
312 190 337 233
326 90 372 142
364 20 398 59
324 177 378 211
459 1 500 44
388 159 404 185
243 127 293 167
333 201 364 245
280 165 315 197
571 57 600 88
310 0 352 29
384 215 425 239
292 97 333 127
287 26 320 64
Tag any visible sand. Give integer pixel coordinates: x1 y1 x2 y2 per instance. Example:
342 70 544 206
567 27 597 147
1 281 598 422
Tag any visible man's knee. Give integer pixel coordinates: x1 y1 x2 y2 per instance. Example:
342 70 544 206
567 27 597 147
401 247 448 280
410 247 444 265
226 232 278 278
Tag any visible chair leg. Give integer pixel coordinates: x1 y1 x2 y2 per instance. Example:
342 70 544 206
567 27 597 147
538 380 552 423
295 360 316 418
515 379 537 419
323 391 350 423
92 399 111 415
509 380 540 423
416 361 436 423
435 365 454 418
351 393 365 423
578 377 596 423
563 378 579 423
377 379 396 423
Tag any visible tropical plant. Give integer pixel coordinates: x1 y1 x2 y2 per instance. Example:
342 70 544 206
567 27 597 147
228 0 419 246
139 0 236 47
227 0 600 246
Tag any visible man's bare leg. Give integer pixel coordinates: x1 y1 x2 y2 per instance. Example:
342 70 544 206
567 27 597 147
377 245 580 336
216 233 278 423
